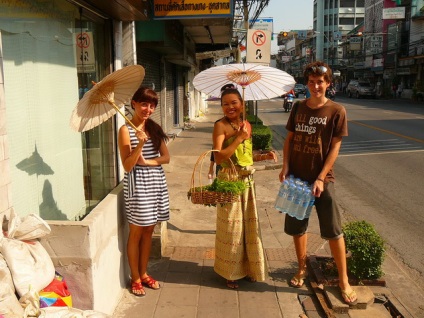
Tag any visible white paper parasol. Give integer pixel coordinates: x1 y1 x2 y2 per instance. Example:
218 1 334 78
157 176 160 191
70 65 145 132
193 63 296 102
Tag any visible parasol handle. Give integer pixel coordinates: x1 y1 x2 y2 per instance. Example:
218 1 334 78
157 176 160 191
242 87 246 122
108 100 139 131
90 80 140 131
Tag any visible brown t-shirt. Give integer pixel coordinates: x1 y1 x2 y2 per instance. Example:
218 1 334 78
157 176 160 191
286 99 348 184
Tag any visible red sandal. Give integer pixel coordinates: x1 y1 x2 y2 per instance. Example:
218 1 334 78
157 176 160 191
130 280 146 297
142 275 160 290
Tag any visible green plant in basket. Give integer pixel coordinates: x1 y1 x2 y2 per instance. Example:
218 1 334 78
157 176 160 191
188 178 246 197
342 220 385 281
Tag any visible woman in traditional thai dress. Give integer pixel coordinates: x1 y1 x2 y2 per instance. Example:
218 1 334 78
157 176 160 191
212 87 276 289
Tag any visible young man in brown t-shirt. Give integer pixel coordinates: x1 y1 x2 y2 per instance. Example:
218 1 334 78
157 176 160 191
278 61 357 305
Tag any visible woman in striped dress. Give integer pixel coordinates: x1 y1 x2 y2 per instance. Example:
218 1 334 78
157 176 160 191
118 87 170 297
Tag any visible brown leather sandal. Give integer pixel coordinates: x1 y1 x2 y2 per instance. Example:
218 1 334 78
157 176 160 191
142 275 160 290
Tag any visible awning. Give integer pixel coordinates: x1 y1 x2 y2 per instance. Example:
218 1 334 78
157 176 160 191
69 0 149 21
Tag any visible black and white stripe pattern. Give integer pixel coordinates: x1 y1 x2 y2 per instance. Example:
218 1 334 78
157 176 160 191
123 125 170 226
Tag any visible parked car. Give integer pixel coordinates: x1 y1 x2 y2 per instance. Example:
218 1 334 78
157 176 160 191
346 80 376 98
293 83 306 97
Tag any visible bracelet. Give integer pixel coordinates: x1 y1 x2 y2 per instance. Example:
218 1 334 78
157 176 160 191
317 178 324 182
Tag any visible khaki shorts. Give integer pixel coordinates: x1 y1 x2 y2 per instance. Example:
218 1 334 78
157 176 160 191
284 182 343 240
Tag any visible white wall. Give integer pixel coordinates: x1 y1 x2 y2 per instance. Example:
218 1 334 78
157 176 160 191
40 184 127 314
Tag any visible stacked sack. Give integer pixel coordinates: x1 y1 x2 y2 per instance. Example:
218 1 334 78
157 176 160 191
0 209 110 318
1 209 56 317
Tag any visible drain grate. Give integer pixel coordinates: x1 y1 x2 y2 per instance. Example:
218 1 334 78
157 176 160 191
265 248 297 262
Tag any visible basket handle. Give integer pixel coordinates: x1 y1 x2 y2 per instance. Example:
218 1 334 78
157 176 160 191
190 150 238 194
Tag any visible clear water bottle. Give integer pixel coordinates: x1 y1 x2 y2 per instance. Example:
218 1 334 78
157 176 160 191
274 178 290 212
283 178 302 217
294 186 312 220
304 192 316 219
291 184 303 219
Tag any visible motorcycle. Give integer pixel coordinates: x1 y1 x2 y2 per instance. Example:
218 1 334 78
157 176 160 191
283 93 294 112
326 87 336 100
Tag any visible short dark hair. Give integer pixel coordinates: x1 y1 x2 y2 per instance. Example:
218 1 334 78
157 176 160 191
304 61 332 83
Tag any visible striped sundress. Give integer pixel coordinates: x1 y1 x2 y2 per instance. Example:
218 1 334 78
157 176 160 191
123 125 170 227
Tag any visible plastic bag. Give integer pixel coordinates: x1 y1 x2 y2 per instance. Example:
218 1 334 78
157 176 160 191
40 273 72 308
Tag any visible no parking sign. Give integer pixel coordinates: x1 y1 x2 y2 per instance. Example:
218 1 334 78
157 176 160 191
246 29 271 64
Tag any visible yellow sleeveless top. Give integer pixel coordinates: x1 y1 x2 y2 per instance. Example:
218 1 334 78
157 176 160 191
223 136 253 167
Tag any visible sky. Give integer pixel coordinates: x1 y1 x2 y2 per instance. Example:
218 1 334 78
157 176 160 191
257 0 314 54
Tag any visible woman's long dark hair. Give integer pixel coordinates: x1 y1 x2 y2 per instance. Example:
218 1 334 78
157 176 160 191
131 86 169 151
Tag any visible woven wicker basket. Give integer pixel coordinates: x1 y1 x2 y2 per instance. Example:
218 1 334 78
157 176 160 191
189 150 240 205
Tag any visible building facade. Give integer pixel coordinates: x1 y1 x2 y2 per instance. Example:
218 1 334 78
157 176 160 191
0 0 271 314
0 0 219 314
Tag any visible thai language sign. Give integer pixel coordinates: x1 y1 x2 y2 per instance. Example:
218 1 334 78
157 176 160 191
382 7 405 19
153 0 233 19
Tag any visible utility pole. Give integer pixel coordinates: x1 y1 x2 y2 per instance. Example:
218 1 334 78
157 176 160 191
394 23 399 81
241 0 249 63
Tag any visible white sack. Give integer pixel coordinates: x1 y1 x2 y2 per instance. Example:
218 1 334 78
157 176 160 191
19 286 40 318
0 253 15 296
1 238 55 297
7 209 51 240
0 283 24 318
39 307 111 318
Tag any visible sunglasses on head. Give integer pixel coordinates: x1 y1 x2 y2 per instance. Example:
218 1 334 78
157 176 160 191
221 84 236 92
307 66 328 74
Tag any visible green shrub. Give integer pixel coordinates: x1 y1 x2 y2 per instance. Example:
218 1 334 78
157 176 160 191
342 220 385 280
251 124 272 150
246 114 263 126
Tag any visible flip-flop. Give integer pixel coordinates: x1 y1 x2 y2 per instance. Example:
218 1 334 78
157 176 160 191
289 274 307 288
341 288 358 305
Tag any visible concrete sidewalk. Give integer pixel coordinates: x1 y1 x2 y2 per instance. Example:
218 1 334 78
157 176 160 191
113 101 422 318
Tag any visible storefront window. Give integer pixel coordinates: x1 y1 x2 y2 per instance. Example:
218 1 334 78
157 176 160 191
0 0 115 220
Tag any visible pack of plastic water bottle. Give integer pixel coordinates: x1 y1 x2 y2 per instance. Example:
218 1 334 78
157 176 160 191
274 175 315 220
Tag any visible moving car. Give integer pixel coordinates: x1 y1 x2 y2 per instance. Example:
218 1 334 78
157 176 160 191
346 80 376 98
293 83 306 97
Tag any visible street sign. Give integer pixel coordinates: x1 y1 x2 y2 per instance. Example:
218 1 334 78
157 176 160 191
250 17 273 33
383 7 405 19
297 30 307 40
246 29 271 64
75 32 95 73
